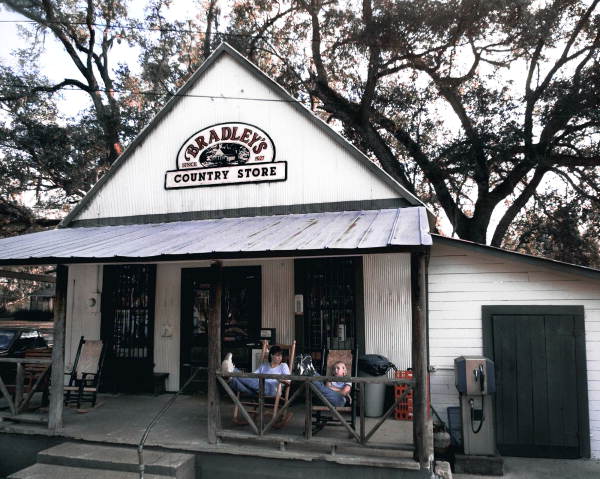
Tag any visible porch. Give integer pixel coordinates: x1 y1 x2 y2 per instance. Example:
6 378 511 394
0 207 434 476
0 392 425 476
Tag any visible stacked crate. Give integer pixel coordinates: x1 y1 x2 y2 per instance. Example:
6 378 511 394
394 370 414 420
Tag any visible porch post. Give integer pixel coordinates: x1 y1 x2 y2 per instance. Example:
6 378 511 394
411 251 433 469
207 261 222 444
48 264 68 430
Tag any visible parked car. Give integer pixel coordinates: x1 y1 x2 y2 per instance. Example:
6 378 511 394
0 328 48 357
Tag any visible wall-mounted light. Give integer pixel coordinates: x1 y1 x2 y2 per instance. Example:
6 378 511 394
87 293 100 313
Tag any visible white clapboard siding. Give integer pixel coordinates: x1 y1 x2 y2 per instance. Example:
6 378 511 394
429 241 600 458
429 272 531 284
76 53 401 222
429 326 481 341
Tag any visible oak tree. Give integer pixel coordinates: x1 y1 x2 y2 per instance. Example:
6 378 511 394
227 0 600 250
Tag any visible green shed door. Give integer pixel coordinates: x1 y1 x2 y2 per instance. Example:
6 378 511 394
483 306 589 459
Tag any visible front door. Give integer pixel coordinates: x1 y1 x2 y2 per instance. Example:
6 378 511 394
180 266 261 391
294 257 363 359
101 264 156 393
483 306 589 458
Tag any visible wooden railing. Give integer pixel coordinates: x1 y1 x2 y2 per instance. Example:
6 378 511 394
216 371 415 449
0 357 52 422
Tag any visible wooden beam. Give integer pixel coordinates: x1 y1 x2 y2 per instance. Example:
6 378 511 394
15 363 23 411
304 382 312 440
207 261 222 444
0 376 16 415
0 269 56 283
411 252 433 470
48 264 67 430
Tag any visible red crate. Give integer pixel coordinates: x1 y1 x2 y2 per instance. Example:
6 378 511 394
394 370 414 421
394 370 431 420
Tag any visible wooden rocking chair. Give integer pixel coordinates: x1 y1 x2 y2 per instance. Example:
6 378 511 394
233 340 296 428
310 348 357 435
64 336 105 409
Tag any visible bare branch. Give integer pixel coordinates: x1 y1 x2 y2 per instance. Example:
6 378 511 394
491 167 549 247
0 79 90 101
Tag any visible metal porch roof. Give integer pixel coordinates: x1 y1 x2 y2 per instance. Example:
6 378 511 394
0 207 431 264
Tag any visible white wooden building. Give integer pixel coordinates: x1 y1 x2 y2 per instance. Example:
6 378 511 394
0 43 597 461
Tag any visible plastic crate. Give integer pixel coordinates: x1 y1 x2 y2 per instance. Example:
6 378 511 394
446 406 462 447
394 370 431 420
394 370 414 420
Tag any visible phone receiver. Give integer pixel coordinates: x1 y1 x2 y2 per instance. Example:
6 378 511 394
473 364 486 393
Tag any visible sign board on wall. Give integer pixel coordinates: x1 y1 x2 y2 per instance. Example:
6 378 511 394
165 122 286 189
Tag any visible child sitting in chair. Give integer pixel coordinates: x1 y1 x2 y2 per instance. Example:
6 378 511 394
227 345 290 397
313 360 351 407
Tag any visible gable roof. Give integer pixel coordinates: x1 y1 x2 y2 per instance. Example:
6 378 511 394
61 43 424 228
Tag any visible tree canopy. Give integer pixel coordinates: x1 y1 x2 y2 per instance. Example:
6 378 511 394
0 0 217 234
1 0 599 267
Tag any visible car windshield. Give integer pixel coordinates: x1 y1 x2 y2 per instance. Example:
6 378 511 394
0 331 16 349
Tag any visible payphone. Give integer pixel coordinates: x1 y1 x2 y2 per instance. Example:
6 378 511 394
454 356 496 455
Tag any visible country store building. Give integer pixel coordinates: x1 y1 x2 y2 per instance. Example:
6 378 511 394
0 44 599 475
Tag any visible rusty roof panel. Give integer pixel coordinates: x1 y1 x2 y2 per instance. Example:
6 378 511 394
0 207 431 263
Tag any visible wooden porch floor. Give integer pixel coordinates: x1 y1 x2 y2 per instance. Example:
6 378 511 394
0 392 420 471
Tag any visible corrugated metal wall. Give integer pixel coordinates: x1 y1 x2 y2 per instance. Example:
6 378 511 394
77 54 400 221
363 253 412 371
261 260 294 344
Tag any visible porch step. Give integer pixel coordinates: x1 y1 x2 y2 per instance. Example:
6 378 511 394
9 463 173 479
9 442 195 479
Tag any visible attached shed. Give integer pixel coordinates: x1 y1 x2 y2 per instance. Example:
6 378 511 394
429 236 599 459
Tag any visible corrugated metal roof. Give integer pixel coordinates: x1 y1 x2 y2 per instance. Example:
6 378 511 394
0 208 431 264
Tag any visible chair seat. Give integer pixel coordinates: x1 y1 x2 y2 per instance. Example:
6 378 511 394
64 386 98 393
312 405 351 412
240 397 276 404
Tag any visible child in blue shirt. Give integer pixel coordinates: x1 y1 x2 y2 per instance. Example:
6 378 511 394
313 360 351 407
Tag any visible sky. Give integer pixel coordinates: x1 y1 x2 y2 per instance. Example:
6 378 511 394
0 1 204 116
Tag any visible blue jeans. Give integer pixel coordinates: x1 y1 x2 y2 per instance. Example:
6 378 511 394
312 381 346 407
229 376 278 397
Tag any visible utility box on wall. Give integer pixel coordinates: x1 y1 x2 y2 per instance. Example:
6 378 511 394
455 356 497 456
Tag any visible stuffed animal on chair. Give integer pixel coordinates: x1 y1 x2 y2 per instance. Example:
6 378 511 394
221 352 235 374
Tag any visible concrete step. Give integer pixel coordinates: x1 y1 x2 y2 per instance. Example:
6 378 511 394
9 463 172 479
36 442 195 478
